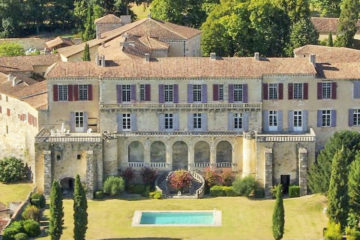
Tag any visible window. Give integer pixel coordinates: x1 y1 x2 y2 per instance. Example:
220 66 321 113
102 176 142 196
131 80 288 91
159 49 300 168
269 110 278 128
56 154 61 161
322 82 332 99
293 110 303 130
165 85 174 102
77 154 81 160
193 85 202 102
75 112 84 128
353 109 360 126
58 85 68 101
234 113 243 129
122 85 131 102
140 85 145 101
269 84 278 100
293 83 303 99
218 85 224 101
122 113 131 130
79 85 88 101
164 113 173 129
322 110 331 127
234 84 243 102
193 113 202 129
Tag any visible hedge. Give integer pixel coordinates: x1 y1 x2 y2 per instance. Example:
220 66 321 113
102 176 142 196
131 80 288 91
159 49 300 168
210 185 236 197
289 185 300 198
30 193 46 208
149 190 162 199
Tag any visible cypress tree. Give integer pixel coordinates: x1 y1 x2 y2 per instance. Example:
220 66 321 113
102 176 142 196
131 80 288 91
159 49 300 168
49 181 64 240
327 147 349 228
73 175 88 240
348 152 360 227
272 184 285 240
328 32 333 46
82 6 95 41
334 0 359 47
82 43 90 61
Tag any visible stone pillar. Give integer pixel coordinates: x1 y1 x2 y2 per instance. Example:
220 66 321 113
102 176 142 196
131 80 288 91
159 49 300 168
166 143 172 170
144 140 151 168
188 142 194 170
210 142 216 170
242 132 256 177
298 148 308 196
231 143 236 171
264 148 273 198
86 150 95 199
104 139 118 175
43 150 52 196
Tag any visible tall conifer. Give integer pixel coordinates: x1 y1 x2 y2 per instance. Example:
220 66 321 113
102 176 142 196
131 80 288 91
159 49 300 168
82 43 90 61
49 181 64 240
348 152 360 227
335 0 359 47
73 175 88 240
272 185 285 240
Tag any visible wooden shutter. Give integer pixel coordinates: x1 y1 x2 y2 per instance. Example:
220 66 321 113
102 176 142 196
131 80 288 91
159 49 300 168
158 114 165 131
228 112 233 131
279 83 283 100
317 82 322 99
288 111 293 131
213 84 219 101
70 112 75 132
303 110 308 132
159 84 164 103
243 112 249 131
187 113 193 131
131 85 136 102
263 111 269 132
278 111 283 131
187 84 193 103
68 85 73 101
263 83 268 100
331 110 336 127
228 84 234 103
202 113 208 131
145 84 151 101
116 85 122 103
174 84 179 103
88 85 93 101
349 109 354 127
288 83 293 100
74 85 79 101
53 85 58 101
331 82 337 99
174 113 179 130
242 84 248 103
354 81 360 98
303 83 308 99
130 113 137 131
317 110 322 127
117 114 122 132
83 112 88 132
201 84 207 103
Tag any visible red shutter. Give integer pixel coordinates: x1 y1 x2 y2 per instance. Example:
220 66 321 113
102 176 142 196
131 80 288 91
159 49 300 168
74 85 79 101
213 84 219 101
317 82 322 99
303 83 308 99
145 84 151 101
279 83 283 100
7 109 10 116
263 83 268 100
28 113 31 124
332 82 337 99
288 83 293 100
68 85 73 101
53 85 58 102
88 84 93 101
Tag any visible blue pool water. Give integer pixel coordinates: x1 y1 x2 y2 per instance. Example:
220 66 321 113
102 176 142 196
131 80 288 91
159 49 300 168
139 212 214 225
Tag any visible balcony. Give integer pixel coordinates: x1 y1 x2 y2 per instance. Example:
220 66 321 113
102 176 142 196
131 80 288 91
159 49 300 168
36 129 102 143
100 102 262 112
256 128 316 142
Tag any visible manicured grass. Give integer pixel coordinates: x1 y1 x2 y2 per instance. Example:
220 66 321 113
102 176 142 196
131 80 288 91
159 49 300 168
38 194 327 240
0 182 33 206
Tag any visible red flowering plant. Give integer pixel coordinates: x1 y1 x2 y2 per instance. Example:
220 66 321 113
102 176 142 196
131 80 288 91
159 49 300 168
121 167 134 187
141 167 157 186
221 169 235 186
168 170 193 193
203 168 223 188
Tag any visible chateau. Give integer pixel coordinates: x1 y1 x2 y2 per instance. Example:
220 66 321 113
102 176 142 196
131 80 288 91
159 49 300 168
1 15 360 198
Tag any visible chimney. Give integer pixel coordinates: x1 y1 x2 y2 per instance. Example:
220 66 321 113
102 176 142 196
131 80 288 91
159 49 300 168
210 52 216 60
120 15 131 25
101 55 106 67
254 52 260 61
309 54 316 66
145 53 150 62
7 74 17 86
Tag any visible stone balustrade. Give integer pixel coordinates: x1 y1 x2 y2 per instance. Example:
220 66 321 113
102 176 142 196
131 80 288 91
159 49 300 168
256 128 316 142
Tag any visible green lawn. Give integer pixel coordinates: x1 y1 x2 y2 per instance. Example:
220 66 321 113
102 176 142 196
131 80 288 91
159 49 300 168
0 182 33 206
38 194 327 240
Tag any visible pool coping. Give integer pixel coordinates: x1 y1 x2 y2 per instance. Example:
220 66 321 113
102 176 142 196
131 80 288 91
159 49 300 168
132 210 222 227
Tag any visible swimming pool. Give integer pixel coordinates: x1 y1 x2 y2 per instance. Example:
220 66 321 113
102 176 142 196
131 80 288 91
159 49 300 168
132 210 222 226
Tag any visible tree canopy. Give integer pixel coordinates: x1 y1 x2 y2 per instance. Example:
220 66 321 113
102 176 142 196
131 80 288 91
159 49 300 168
334 0 359 47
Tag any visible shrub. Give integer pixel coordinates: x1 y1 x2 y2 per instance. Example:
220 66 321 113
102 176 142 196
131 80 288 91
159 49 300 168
127 184 146 194
23 219 41 237
142 185 151 197
223 186 237 196
22 205 41 221
289 185 300 198
14 233 28 240
2 221 24 240
0 157 27 183
204 168 222 188
254 187 265 198
221 170 234 186
121 167 134 186
232 176 257 197
149 190 162 199
94 190 104 199
30 192 46 208
103 176 125 196
325 222 342 240
210 185 226 197
141 168 157 186
168 170 193 193
346 227 360 240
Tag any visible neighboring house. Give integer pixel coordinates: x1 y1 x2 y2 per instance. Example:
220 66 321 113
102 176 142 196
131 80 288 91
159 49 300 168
311 17 360 40
45 37 73 51
57 15 202 62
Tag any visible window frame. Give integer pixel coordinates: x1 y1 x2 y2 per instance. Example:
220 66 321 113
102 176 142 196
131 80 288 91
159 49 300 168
293 83 303 99
164 113 174 130
233 113 243 130
233 84 243 102
193 113 202 129
353 109 360 126
293 110 303 131
164 85 174 103
122 85 131 102
122 113 131 130
321 110 331 127
268 110 278 131
140 84 145 101
322 82 332 99
58 85 68 101
79 85 88 101
75 112 84 132
193 85 202 102
218 84 224 101
269 83 278 100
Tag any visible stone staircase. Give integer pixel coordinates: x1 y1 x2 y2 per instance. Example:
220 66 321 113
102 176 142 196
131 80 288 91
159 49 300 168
155 170 205 199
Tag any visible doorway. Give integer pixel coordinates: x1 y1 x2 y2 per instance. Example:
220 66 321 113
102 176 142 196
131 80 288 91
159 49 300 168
280 175 290 194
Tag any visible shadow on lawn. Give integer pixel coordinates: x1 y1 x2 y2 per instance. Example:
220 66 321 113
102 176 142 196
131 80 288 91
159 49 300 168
100 238 182 240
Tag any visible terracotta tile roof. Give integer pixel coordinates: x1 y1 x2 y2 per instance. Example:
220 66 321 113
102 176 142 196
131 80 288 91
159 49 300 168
310 17 360 34
316 62 360 79
46 57 316 79
138 36 169 50
45 37 73 49
0 54 60 73
294 45 360 63
94 14 121 24
57 17 200 58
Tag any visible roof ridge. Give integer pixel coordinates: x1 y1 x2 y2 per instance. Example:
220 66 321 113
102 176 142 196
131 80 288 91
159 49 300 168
150 18 187 40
